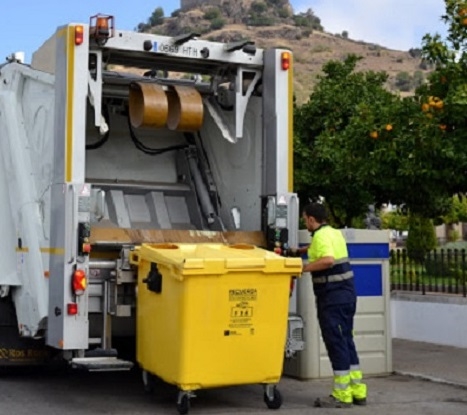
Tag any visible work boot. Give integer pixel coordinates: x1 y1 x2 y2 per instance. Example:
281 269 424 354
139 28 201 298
314 395 352 408
314 371 353 408
350 366 367 405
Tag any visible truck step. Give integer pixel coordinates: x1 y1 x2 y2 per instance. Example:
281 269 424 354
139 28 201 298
71 357 134 372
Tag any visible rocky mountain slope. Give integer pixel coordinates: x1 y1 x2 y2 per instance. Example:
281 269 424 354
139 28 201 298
136 0 429 103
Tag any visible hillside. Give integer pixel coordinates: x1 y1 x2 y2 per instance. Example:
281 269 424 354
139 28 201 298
136 1 429 104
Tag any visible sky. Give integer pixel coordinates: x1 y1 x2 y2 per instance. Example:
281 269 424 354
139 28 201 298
0 0 448 64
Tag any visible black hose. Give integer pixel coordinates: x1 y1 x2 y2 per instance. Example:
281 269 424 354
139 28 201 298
127 114 188 155
86 105 111 150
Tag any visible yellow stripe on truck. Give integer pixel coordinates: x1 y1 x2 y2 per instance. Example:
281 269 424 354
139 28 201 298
16 247 65 255
65 26 75 182
287 52 294 193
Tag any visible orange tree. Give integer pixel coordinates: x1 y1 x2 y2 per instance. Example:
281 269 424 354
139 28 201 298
418 0 467 199
294 52 464 227
294 55 399 226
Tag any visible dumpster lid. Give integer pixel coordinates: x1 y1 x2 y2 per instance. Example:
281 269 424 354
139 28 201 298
136 243 303 276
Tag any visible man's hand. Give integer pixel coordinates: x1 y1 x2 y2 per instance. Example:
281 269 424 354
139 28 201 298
289 247 299 257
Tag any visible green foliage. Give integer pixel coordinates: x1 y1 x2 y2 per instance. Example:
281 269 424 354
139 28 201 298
442 195 467 224
381 210 409 231
448 228 460 241
409 48 422 58
413 70 425 87
149 7 165 26
250 1 267 13
171 9 181 17
204 7 221 20
136 22 150 33
248 16 276 26
406 215 437 262
278 7 290 18
293 54 397 226
395 71 413 91
210 17 226 30
293 8 323 30
293 38 466 227
342 30 349 39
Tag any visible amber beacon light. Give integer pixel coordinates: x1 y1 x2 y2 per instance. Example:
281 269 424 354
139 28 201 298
89 14 115 45
281 51 291 70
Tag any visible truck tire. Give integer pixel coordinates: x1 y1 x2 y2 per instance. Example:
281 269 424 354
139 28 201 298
0 295 54 367
0 296 17 327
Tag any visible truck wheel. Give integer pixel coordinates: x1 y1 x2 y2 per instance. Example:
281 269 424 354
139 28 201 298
264 387 282 410
0 296 17 327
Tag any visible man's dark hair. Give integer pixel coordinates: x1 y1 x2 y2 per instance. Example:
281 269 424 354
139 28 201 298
303 203 328 223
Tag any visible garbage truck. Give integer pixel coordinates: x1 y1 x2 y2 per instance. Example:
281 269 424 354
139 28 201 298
0 14 304 411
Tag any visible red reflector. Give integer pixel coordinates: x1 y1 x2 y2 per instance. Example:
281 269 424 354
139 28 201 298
281 51 291 70
75 25 84 45
67 303 78 315
290 277 296 297
73 269 87 295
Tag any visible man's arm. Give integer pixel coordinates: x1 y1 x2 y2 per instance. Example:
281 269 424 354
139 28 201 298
303 256 335 273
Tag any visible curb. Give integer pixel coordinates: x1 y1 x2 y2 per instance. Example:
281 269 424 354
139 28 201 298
394 370 467 390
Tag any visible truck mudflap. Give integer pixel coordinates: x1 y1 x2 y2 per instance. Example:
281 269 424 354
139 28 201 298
0 298 55 366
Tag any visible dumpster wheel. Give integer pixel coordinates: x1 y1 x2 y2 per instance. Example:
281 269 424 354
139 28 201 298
142 370 155 394
176 390 192 415
263 385 282 410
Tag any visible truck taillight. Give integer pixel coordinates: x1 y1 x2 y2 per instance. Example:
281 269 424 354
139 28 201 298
67 303 78 315
281 51 291 70
72 269 87 295
75 25 84 45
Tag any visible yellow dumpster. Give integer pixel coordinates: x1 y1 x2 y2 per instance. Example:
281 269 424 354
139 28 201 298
133 243 302 414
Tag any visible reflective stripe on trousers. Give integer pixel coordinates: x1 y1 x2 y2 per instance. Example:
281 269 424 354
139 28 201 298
332 371 353 404
350 365 367 400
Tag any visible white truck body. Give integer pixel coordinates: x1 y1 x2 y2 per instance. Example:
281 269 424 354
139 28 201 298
0 18 299 368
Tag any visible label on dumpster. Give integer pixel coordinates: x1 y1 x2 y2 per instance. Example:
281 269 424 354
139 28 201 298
229 288 257 302
227 289 257 335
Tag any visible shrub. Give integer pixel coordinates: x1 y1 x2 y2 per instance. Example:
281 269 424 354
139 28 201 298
251 1 267 13
149 7 164 26
204 7 220 20
406 215 437 263
210 17 226 30
278 7 290 18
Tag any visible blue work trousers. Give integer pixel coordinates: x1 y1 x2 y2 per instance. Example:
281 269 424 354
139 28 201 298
317 301 359 371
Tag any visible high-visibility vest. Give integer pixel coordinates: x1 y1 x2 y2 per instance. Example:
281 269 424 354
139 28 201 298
307 225 356 306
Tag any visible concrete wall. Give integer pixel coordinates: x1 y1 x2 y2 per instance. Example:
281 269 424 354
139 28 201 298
391 291 467 348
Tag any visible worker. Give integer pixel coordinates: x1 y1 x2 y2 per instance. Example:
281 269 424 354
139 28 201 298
292 203 367 408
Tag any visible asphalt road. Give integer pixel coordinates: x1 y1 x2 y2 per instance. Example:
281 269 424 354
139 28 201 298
1 366 467 415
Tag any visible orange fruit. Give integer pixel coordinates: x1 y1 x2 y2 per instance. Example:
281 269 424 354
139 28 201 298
460 8 467 16
421 103 430 112
439 124 447 130
385 124 393 131
434 100 444 110
462 17 467 26
370 131 378 139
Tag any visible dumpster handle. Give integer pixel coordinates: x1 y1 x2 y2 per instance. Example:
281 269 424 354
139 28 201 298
142 263 163 294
